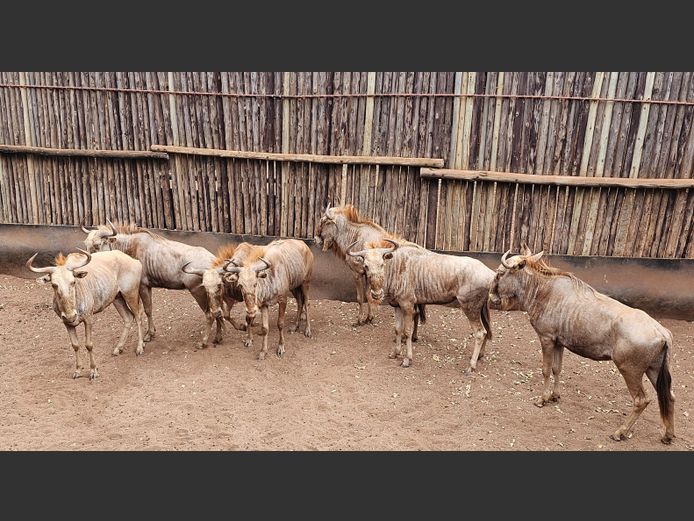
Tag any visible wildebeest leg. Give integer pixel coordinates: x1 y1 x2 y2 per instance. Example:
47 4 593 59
411 311 419 342
199 311 215 349
112 295 136 356
551 345 564 401
301 281 311 338
83 318 99 380
288 288 303 334
140 285 156 342
223 298 247 331
610 366 650 442
645 363 676 444
401 304 416 368
244 312 254 348
462 306 489 373
122 287 144 356
277 298 287 358
66 325 82 379
389 307 404 360
257 306 270 360
213 316 225 345
352 272 370 326
534 336 558 407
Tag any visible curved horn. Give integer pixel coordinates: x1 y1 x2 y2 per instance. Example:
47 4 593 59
80 219 92 234
181 262 205 276
253 257 271 273
382 238 399 254
26 252 55 274
72 248 92 269
105 219 118 237
346 240 365 258
501 249 513 269
224 262 242 274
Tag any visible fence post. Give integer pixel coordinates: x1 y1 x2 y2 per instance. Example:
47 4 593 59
18 72 40 224
361 72 376 155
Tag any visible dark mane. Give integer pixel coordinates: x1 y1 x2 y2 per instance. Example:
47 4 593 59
212 244 238 268
365 233 423 250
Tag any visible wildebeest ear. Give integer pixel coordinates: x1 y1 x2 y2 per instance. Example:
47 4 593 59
257 272 268 279
383 252 393 260
36 274 51 284
520 242 532 256
528 251 544 263
73 270 88 278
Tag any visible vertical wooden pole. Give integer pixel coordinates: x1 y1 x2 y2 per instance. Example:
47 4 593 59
18 72 40 223
489 72 505 171
280 71 291 236
361 72 377 155
628 71 656 178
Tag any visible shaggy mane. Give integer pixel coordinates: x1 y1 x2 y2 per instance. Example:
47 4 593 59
333 204 384 229
108 221 165 240
213 244 238 267
365 233 423 251
54 252 67 266
526 257 597 295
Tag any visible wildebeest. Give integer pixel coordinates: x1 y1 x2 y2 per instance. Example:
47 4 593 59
314 204 425 339
82 221 225 347
348 236 494 371
27 249 144 380
180 243 252 348
223 239 313 360
488 245 676 444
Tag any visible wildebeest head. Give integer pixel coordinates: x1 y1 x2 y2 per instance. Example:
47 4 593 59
314 204 338 252
82 219 118 253
223 257 271 321
488 245 544 310
183 262 226 319
27 249 92 326
347 239 399 303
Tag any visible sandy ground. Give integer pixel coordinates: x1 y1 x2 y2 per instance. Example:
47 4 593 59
0 273 692 451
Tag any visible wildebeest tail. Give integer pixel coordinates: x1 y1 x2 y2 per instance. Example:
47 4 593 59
415 304 427 325
481 299 492 340
656 341 674 423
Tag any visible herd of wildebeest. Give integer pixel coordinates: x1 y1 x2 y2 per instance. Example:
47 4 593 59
23 204 676 445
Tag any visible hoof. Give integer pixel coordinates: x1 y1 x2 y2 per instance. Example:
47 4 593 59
112 348 120 357
287 325 298 334
212 337 222 345
464 366 474 376
198 343 209 350
89 369 99 380
136 346 144 356
388 353 398 360
661 435 674 445
277 345 285 358
610 432 627 442
258 352 266 361
304 329 312 338
534 397 546 408
72 370 81 379
401 358 411 368
244 339 253 348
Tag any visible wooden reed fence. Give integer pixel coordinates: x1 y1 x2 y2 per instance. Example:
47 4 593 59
0 72 693 259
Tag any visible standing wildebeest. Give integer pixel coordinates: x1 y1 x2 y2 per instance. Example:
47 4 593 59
488 246 676 444
82 221 225 347
180 243 253 348
314 204 425 339
223 239 313 360
348 237 494 371
27 249 144 380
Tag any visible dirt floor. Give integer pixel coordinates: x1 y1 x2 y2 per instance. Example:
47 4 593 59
1 273 692 451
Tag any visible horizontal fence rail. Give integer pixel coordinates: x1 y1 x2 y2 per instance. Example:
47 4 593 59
0 144 169 160
151 145 444 167
420 168 694 189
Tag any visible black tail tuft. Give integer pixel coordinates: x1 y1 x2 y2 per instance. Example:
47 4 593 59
415 304 427 325
481 299 492 340
656 342 673 423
